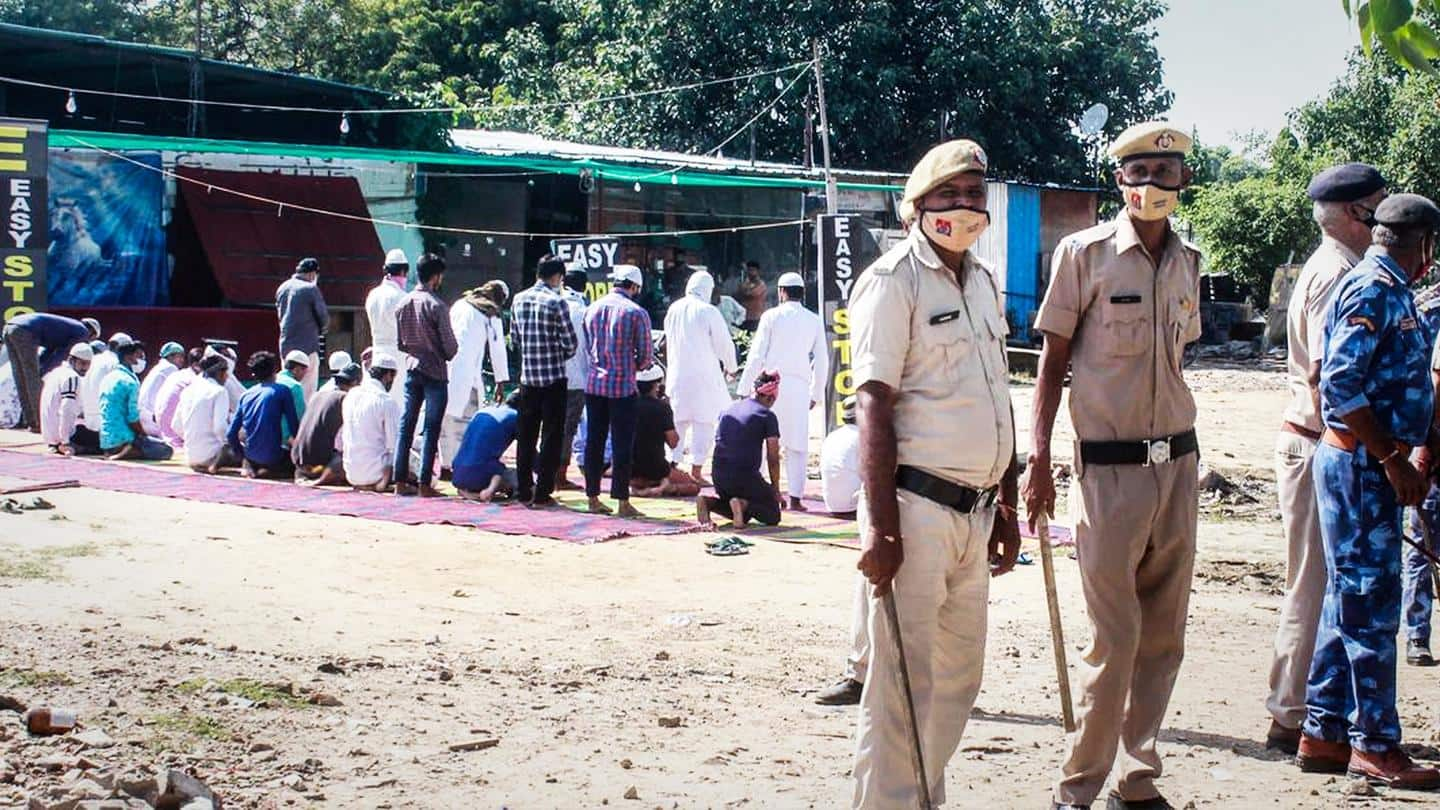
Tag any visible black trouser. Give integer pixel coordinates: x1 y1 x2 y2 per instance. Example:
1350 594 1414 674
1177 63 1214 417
584 394 637 500
705 471 781 526
69 426 101 456
516 380 568 501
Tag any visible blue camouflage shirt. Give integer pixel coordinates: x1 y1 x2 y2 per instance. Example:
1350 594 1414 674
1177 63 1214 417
1320 249 1434 447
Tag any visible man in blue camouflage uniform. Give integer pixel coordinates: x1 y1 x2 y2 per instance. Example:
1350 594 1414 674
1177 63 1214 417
1401 291 1440 668
1297 193 1440 790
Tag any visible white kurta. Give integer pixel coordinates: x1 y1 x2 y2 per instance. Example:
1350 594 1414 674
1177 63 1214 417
365 277 410 405
138 360 179 434
663 274 736 424
738 300 829 497
80 350 119 432
446 300 509 419
342 376 400 487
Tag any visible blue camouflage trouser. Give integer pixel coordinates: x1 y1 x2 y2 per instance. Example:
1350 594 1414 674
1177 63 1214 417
1403 487 1438 645
1304 443 1403 752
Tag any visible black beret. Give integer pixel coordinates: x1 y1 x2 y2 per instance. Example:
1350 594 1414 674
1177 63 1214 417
296 257 320 273
335 363 362 385
1375 193 1440 230
1306 163 1386 202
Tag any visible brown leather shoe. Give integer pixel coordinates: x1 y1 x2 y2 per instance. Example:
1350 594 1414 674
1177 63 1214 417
1348 748 1440 790
1296 735 1351 774
1266 720 1301 755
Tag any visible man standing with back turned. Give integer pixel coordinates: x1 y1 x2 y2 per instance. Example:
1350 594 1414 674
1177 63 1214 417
849 139 1020 808
394 254 458 497
1265 163 1387 754
1294 194 1440 790
1026 122 1201 810
276 257 328 403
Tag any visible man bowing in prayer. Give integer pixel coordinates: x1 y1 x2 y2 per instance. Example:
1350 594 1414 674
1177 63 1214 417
663 268 737 485
738 271 828 510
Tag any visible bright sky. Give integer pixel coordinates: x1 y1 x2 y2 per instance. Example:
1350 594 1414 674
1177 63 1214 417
1154 0 1358 151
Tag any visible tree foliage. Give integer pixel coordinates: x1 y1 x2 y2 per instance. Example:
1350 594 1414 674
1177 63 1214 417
1 0 1174 181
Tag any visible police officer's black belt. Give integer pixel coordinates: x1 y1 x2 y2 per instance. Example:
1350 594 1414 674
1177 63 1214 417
896 465 998 513
1079 429 1198 466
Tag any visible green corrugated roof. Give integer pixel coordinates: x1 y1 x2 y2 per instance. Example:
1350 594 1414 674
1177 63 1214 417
48 129 903 192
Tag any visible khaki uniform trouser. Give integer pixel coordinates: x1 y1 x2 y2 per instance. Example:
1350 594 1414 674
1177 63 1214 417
1056 453 1198 806
853 490 992 809
1267 431 1325 730
844 573 871 683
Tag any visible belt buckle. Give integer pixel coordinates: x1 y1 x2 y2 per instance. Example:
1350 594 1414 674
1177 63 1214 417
1145 438 1171 466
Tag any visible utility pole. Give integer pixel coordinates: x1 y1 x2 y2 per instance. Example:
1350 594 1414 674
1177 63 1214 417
811 38 837 215
188 0 203 137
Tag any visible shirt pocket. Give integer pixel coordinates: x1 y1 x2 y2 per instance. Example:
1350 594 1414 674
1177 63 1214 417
918 307 972 369
1102 299 1150 357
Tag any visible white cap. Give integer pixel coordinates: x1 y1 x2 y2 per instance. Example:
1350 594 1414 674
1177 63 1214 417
327 350 353 372
370 351 398 371
384 248 409 268
777 271 804 288
609 264 643 287
636 364 664 383
108 332 132 346
68 342 94 361
283 349 311 367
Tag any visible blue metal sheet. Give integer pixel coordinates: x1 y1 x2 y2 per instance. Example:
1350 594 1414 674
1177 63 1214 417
1004 185 1041 342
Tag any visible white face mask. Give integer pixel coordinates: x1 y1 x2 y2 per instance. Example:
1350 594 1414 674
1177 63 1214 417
1123 184 1180 222
131 357 147 375
920 206 990 253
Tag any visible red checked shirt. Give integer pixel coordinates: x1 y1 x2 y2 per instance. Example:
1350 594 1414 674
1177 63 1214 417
583 289 654 398
396 288 459 382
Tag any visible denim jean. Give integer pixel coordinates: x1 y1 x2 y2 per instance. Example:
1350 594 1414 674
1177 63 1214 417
394 372 448 487
583 394 637 500
1403 488 1438 645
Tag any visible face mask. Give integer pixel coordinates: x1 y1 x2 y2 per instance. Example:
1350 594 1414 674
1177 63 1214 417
1122 184 1180 221
131 357 147 375
920 205 990 253
1355 205 1378 229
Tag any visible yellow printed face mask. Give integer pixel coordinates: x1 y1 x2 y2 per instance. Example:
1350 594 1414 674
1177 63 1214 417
1122 183 1180 221
920 205 990 253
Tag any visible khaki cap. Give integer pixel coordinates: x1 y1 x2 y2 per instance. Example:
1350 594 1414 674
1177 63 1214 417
1108 121 1192 162
900 139 989 222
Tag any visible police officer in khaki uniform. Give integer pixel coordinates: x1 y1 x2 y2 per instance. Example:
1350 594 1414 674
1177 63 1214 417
850 139 1021 808
1024 122 1201 810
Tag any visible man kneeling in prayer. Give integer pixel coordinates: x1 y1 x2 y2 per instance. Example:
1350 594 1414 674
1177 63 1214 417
227 350 299 479
176 354 242 474
695 370 783 528
293 362 361 486
632 365 701 498
453 392 522 502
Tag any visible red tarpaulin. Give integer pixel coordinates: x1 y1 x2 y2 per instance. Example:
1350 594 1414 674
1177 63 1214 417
173 168 383 308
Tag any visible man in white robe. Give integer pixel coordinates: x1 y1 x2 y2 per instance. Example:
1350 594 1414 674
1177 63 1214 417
364 248 410 408
441 284 511 472
663 269 736 484
737 272 828 510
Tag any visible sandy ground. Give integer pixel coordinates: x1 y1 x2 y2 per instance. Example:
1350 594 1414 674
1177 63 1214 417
1 361 1437 809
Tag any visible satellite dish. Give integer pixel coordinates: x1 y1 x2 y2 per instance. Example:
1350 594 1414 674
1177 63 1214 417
1079 103 1109 136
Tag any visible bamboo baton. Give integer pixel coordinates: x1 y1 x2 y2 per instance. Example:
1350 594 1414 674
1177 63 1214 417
882 590 934 810
1037 514 1075 733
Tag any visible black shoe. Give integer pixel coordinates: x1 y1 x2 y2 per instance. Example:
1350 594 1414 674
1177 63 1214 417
1265 720 1301 755
813 677 863 706
1106 795 1173 810
1406 639 1436 667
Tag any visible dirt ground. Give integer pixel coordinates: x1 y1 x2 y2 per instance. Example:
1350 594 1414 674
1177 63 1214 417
1 361 1437 809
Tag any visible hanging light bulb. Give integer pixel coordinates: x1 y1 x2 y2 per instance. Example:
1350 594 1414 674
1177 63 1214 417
774 75 784 90
65 91 77 115
670 174 678 185
769 107 780 121
633 181 642 193
339 113 351 135
527 179 535 187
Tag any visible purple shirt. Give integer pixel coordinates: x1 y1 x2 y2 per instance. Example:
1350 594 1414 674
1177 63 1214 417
711 397 779 485
583 289 653 398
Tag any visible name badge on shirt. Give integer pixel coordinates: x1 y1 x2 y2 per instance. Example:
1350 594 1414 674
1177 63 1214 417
1401 316 1419 331
929 310 962 325
1109 294 1142 304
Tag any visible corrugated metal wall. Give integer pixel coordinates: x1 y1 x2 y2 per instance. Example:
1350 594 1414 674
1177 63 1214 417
972 181 1009 300
1004 185 1042 342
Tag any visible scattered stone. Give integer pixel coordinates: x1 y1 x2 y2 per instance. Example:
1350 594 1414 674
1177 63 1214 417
447 738 499 753
307 693 342 707
437 670 453 682
73 729 116 750
619 759 633 770
656 717 682 728
155 768 216 807
623 786 639 800
247 742 273 754
0 696 26 713
35 754 78 772
316 662 346 676
654 652 670 661
1344 778 1378 797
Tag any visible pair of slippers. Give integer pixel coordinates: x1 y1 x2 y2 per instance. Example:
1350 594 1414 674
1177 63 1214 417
705 536 753 556
0 497 53 514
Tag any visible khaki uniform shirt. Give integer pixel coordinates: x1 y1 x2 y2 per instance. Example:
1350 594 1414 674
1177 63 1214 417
1282 236 1361 433
850 229 1014 489
1034 211 1202 442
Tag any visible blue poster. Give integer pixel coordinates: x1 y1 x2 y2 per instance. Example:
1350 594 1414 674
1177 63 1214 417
46 150 167 307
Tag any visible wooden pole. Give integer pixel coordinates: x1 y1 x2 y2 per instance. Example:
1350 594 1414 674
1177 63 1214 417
1038 515 1076 732
810 39 837 215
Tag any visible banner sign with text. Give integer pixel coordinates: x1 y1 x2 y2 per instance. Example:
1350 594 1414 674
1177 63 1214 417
817 214 881 430
550 236 619 302
1 118 47 322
